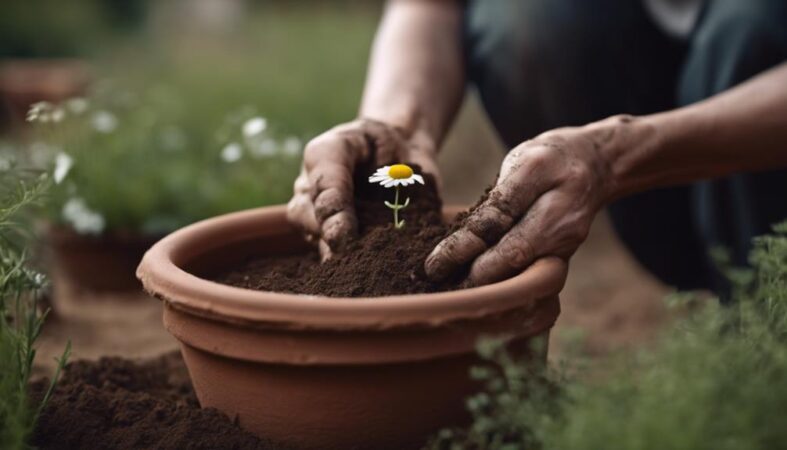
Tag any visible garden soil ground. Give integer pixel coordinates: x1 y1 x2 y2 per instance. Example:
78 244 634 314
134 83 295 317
30 352 282 450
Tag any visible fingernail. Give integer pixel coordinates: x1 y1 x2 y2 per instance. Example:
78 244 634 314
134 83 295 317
425 253 450 281
319 240 333 262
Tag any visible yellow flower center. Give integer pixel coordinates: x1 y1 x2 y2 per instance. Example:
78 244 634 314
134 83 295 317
388 164 414 180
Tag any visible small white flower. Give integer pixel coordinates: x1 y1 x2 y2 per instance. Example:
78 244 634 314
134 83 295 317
31 271 47 288
282 137 302 156
50 107 66 123
62 197 105 235
221 142 243 162
368 164 425 188
26 101 53 122
250 138 277 158
242 117 267 138
53 152 74 184
66 97 89 115
91 110 118 133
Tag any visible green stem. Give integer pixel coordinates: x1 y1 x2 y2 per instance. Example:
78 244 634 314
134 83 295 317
393 185 401 228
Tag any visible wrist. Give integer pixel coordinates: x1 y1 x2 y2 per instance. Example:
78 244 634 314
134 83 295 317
359 107 439 156
362 104 438 140
584 114 663 201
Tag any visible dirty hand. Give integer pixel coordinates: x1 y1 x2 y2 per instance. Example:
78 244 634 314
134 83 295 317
287 118 438 259
425 122 621 286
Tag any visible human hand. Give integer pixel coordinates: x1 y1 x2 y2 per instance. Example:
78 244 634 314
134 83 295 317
425 119 626 286
287 118 439 259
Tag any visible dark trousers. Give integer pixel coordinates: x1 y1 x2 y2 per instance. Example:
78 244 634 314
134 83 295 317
464 0 787 294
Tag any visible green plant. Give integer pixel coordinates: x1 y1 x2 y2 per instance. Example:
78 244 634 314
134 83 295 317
0 168 70 450
24 87 302 235
430 223 787 450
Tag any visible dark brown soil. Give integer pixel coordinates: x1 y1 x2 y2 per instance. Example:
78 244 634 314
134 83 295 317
30 352 281 450
215 168 471 297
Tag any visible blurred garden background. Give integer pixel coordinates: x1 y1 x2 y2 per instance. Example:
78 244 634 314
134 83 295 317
0 0 669 372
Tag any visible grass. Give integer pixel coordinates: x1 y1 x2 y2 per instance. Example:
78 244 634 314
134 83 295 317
429 223 787 450
0 168 69 450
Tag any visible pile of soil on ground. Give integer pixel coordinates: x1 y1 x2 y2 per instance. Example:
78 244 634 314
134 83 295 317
31 352 281 450
215 168 475 297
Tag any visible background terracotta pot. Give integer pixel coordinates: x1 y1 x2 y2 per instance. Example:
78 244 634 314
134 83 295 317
137 205 567 450
47 225 160 293
0 59 91 130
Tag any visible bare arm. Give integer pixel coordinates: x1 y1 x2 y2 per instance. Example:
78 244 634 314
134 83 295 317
426 62 787 285
609 63 787 197
287 0 464 256
361 0 465 146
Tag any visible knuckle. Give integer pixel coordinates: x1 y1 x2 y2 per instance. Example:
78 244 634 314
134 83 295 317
293 173 310 193
464 204 515 245
521 146 553 171
303 133 362 170
427 230 488 280
313 188 349 222
565 216 591 244
499 239 534 270
564 161 593 183
322 211 356 249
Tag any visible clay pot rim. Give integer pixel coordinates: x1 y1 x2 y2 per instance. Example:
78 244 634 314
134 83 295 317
137 205 567 330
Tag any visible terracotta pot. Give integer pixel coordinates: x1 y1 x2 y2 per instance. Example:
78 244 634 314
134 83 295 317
0 59 91 130
47 226 160 293
137 205 567 450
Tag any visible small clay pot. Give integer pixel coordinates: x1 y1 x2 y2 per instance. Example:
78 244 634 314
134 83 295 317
47 225 160 293
0 59 91 130
137 205 566 450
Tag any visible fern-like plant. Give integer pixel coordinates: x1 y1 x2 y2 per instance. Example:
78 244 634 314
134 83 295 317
429 222 787 450
0 168 70 450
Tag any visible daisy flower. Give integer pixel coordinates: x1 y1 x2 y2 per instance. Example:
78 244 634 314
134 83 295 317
368 164 425 187
368 163 424 229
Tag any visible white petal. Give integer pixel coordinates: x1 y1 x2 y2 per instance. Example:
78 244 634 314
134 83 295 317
412 174 425 185
242 117 267 138
53 152 73 184
383 179 397 188
369 175 389 183
221 143 243 162
91 111 117 133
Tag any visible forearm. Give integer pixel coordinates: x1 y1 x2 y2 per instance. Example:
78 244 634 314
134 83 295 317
603 62 787 199
360 0 465 147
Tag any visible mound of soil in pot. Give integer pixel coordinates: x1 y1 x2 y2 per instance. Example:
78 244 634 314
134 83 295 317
215 170 472 297
30 352 280 450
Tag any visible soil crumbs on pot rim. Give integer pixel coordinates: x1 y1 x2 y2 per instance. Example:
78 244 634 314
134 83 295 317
215 170 472 297
31 352 281 450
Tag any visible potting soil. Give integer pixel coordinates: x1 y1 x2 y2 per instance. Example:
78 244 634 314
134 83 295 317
215 170 476 297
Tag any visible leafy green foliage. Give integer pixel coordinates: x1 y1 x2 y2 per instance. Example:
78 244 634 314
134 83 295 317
430 223 787 450
25 89 302 234
0 169 69 450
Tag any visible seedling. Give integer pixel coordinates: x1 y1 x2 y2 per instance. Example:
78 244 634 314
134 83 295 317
368 164 424 229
